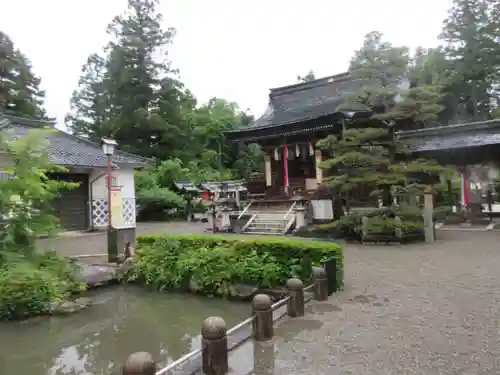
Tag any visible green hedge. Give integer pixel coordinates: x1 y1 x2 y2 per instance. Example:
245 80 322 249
124 234 343 297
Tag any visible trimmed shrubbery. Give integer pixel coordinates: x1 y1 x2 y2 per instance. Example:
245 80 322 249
123 234 343 297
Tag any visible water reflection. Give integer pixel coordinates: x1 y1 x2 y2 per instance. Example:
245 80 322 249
0 286 249 375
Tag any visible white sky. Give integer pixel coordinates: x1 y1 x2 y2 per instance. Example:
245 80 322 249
1 0 453 129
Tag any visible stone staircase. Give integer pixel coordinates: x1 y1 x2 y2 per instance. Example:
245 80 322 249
243 201 296 235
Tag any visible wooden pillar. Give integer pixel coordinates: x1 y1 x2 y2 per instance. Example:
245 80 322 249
264 153 272 187
283 143 289 195
314 149 323 185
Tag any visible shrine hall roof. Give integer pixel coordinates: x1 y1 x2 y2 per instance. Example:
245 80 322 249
396 120 500 153
249 72 355 129
225 72 362 141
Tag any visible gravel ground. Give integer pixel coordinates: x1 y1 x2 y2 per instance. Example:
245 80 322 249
255 231 500 375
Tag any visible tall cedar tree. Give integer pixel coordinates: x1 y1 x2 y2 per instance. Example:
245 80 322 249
67 0 179 158
65 53 109 141
439 0 500 121
0 31 46 119
319 32 445 208
67 0 261 175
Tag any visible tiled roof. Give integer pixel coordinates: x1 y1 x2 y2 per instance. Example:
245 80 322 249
0 114 150 168
173 180 201 193
248 72 355 130
397 120 500 153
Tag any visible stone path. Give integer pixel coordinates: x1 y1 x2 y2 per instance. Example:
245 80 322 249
245 231 500 375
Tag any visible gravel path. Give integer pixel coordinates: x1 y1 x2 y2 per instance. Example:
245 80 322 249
264 231 500 375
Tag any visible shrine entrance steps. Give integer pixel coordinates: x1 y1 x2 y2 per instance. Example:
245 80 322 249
243 200 296 235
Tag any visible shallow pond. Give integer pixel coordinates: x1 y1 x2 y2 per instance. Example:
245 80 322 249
0 286 250 375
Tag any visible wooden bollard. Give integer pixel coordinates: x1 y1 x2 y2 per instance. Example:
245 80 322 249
286 278 304 317
201 316 228 375
122 352 156 375
312 267 328 301
252 294 273 341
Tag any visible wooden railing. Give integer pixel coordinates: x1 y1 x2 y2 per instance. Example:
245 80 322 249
121 259 338 375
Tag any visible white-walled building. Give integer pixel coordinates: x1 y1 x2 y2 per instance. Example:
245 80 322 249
0 114 150 231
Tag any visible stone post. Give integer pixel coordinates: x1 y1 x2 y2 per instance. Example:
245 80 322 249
294 204 306 229
361 215 369 242
322 258 337 295
202 316 228 375
423 187 435 243
286 278 304 317
252 294 274 341
122 352 156 375
312 267 328 301
394 216 403 242
220 206 230 231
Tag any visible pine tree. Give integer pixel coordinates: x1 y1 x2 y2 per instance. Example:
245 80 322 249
66 53 110 140
103 0 177 157
0 31 46 119
320 32 444 212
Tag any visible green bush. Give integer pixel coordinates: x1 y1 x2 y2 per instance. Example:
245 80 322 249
0 252 84 320
124 234 343 296
303 206 426 243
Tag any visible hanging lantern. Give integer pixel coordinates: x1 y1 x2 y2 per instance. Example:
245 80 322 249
309 143 314 156
274 148 279 161
295 144 300 157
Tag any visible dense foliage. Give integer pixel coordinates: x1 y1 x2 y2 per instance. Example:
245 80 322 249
0 131 83 320
0 31 47 119
62 0 262 217
0 251 83 320
124 234 343 296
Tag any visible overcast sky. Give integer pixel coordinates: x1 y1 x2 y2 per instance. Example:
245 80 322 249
1 0 452 129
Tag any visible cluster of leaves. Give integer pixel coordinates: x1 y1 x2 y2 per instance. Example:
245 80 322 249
0 31 47 119
123 234 343 296
0 130 84 320
0 251 84 320
0 129 79 253
304 205 424 243
319 31 448 213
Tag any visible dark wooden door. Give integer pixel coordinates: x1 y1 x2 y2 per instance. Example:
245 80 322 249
50 173 89 231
